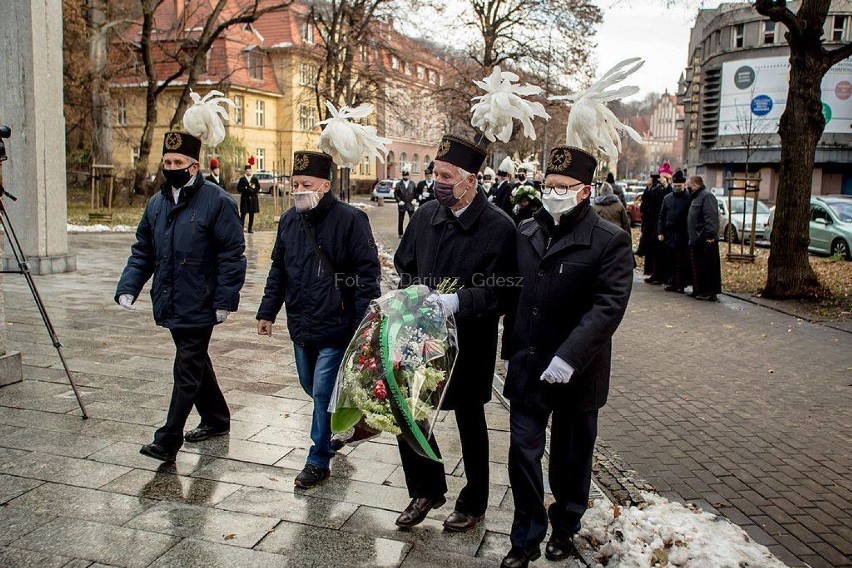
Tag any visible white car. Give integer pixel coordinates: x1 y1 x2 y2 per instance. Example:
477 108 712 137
717 196 771 243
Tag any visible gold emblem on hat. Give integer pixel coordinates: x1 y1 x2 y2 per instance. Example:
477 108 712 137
294 153 309 171
436 139 451 158
164 132 183 151
548 149 572 172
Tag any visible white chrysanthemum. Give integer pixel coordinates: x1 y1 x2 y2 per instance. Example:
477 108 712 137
182 89 235 147
549 58 645 162
317 102 392 168
470 66 550 143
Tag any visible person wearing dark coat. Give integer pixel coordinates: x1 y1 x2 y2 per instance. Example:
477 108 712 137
500 146 633 568
205 158 222 188
393 134 518 533
395 170 416 237
416 162 435 205
686 175 722 301
639 174 665 282
115 129 247 463
592 182 631 235
256 150 382 489
657 176 692 293
237 165 261 233
605 172 626 207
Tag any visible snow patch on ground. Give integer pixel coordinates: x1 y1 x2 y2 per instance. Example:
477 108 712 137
580 492 786 567
68 223 135 233
349 202 373 211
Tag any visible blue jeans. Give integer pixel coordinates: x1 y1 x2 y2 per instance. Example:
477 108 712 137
293 343 345 469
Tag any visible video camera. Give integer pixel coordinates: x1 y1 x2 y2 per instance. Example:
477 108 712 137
0 125 9 162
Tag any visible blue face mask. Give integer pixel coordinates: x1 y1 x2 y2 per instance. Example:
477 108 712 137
434 179 462 208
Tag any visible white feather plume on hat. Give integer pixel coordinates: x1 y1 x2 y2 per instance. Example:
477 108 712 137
182 89 235 147
549 57 645 162
482 166 496 178
317 102 392 168
470 67 550 143
519 155 538 173
497 156 516 176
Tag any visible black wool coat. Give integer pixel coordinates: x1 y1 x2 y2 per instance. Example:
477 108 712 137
256 192 382 348
394 191 518 409
395 179 416 212
657 190 692 247
639 183 665 249
237 175 261 214
493 179 514 218
115 174 246 329
502 200 633 411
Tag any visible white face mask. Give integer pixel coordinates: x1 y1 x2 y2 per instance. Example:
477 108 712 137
293 190 323 211
483 182 492 191
542 189 580 223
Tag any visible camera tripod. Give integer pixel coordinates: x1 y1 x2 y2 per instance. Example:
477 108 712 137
0 178 88 419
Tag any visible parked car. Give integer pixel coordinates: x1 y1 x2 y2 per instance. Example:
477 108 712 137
766 196 852 260
717 196 771 243
626 191 643 226
371 179 397 201
226 170 285 195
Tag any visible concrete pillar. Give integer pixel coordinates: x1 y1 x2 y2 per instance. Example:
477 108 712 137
0 0 76 275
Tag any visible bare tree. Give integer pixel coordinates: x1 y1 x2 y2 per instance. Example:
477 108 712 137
753 0 852 298
126 0 292 195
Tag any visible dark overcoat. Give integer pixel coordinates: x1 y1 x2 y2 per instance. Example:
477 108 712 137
115 174 246 329
395 179 416 212
394 191 518 410
256 192 382 348
657 190 692 247
501 200 633 412
237 175 261 214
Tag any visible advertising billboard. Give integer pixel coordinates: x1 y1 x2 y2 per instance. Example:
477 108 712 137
718 56 852 136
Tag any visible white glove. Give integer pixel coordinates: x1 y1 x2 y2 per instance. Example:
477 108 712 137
438 293 460 318
540 356 574 384
118 294 136 312
216 310 230 323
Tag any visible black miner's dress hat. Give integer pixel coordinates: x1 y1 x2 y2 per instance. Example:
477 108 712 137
433 134 488 174
544 146 598 185
292 151 335 180
162 131 202 161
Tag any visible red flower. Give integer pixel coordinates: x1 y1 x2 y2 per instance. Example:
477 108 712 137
373 381 388 399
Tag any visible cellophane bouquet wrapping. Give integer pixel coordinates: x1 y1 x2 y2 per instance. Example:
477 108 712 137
329 285 458 462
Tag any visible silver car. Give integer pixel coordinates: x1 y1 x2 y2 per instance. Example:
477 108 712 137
766 196 852 260
717 196 771 243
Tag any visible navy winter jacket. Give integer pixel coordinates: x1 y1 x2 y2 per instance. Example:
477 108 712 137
256 191 382 348
115 174 247 328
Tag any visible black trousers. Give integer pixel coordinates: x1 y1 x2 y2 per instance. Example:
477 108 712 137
397 403 489 517
397 207 413 236
662 242 691 290
241 211 255 232
508 402 598 549
689 240 722 296
154 326 230 453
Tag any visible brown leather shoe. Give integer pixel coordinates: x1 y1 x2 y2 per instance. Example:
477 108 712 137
395 496 446 528
443 510 484 532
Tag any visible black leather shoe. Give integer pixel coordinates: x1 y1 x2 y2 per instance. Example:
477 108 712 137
184 425 230 443
294 464 330 488
395 496 446 527
500 546 541 568
139 443 177 462
443 510 484 532
545 535 578 561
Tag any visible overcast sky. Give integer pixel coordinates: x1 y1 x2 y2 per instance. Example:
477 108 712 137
595 0 723 99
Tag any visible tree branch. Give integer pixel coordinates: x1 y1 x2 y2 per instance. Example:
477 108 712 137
824 41 852 67
753 0 802 39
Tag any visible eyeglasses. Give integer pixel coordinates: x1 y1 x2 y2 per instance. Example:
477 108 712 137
541 182 586 195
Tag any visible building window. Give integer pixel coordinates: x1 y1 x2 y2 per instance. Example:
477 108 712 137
247 51 264 80
732 24 744 49
256 148 265 171
300 63 317 86
362 156 370 176
256 100 265 128
299 105 316 131
131 146 140 165
391 55 400 70
116 98 127 126
360 44 369 63
411 153 420 174
302 19 314 44
763 21 776 44
404 61 412 76
400 152 408 171
233 95 243 124
428 69 437 84
423 154 431 169
416 65 425 81
832 15 848 41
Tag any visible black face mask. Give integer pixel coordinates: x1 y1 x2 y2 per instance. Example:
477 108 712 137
163 167 193 188
517 174 526 181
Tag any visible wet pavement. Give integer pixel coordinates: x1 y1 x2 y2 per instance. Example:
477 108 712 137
0 200 582 567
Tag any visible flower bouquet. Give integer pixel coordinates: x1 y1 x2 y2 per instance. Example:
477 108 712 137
329 285 458 462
